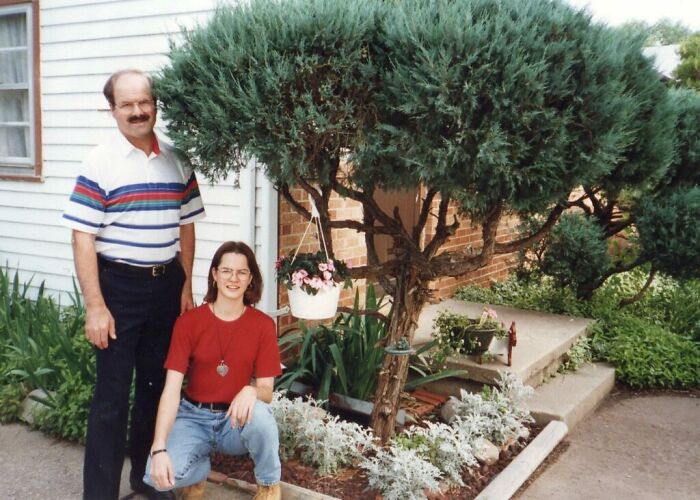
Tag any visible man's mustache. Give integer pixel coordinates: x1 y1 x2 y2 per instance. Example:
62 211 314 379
128 114 150 123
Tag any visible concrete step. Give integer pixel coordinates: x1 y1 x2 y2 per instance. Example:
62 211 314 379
413 300 594 388
525 362 616 429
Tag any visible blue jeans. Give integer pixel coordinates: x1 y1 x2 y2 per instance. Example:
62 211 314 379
144 399 281 490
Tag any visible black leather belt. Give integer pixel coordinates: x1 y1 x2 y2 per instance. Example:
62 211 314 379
182 393 229 412
98 256 177 278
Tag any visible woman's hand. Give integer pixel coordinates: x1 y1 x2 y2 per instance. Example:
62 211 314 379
150 451 175 490
227 385 257 428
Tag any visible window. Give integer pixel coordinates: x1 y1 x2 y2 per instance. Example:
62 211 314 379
0 1 40 179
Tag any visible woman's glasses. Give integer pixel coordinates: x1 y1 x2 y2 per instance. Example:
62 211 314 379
217 267 251 280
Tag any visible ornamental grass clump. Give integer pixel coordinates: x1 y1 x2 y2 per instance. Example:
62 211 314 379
275 251 352 295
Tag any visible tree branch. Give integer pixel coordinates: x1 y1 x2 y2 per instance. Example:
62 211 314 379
412 188 437 244
619 266 657 307
494 204 565 254
336 306 390 324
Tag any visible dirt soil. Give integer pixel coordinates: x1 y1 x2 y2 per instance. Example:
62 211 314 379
211 427 539 499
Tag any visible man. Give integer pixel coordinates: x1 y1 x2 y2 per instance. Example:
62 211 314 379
62 69 205 500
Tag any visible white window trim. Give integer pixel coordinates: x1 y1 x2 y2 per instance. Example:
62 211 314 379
0 3 35 171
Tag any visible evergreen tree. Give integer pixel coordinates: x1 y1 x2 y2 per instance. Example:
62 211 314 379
155 0 678 441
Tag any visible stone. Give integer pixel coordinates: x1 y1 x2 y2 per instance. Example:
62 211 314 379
19 389 54 425
474 438 500 465
439 399 458 424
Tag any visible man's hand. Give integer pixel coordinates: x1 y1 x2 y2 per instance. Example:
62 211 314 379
180 286 194 315
227 385 257 428
85 304 116 349
150 452 175 490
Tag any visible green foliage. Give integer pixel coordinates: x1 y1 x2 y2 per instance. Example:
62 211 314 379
455 272 700 388
454 276 590 317
558 337 593 374
156 0 382 183
664 89 700 189
635 187 700 280
277 285 388 401
431 308 507 366
540 213 610 298
0 266 94 441
594 316 700 388
0 383 25 423
674 33 700 91
277 284 463 401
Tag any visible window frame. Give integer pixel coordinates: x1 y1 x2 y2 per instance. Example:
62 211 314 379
0 0 41 181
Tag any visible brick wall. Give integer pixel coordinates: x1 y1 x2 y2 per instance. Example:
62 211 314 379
276 187 519 326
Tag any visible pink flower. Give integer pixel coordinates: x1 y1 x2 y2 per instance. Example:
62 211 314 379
308 277 324 290
291 269 308 286
275 256 284 270
326 259 335 271
323 271 333 281
346 260 353 269
318 262 328 272
485 307 498 320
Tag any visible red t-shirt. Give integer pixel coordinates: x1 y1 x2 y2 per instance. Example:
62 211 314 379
165 304 282 403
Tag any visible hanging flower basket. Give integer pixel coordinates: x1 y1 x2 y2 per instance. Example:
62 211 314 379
287 283 342 320
276 197 352 320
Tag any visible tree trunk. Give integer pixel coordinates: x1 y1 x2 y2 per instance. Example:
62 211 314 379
370 269 427 443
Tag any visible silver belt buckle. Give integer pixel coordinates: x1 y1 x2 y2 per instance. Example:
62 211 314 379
151 264 166 277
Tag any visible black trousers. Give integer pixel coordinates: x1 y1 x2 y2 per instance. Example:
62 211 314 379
83 258 185 500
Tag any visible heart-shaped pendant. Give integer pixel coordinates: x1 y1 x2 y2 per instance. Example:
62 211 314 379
216 361 229 377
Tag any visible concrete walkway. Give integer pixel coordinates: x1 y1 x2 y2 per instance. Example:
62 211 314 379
517 389 700 500
1 389 698 499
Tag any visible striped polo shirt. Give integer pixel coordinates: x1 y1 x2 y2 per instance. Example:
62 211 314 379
62 132 206 266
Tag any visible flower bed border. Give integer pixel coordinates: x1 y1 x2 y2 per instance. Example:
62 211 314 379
208 420 568 500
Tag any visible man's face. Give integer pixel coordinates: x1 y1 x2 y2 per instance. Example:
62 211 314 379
110 73 157 144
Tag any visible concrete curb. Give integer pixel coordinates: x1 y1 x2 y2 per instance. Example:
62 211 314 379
209 472 341 500
476 420 568 500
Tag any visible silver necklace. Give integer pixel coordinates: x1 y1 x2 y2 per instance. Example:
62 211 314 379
212 303 243 377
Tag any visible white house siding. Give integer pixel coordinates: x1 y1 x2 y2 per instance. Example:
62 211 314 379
0 0 279 311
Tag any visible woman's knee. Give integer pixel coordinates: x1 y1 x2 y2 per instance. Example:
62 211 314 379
244 401 279 439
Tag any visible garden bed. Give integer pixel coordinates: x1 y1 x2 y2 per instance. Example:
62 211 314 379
211 425 540 499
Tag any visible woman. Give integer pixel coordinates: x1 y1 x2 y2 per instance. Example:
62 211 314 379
144 241 282 500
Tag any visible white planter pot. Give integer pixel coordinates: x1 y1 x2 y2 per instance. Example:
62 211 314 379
287 284 341 320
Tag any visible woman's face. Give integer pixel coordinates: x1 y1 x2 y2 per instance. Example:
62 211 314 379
212 252 253 303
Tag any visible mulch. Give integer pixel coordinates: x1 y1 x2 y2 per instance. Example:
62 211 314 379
210 426 540 499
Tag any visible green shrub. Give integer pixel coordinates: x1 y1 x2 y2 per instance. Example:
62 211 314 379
598 316 700 388
0 266 94 441
540 213 611 298
455 272 700 388
635 187 700 280
0 383 26 423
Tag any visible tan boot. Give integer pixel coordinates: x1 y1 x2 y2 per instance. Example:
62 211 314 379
175 480 207 500
253 483 281 500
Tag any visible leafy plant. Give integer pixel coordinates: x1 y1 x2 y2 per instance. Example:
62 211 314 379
392 422 477 487
594 316 700 388
455 272 700 388
539 213 611 299
0 383 25 423
449 372 534 446
0 266 95 441
277 285 464 401
275 251 351 295
558 337 593 374
431 308 508 367
362 447 442 500
269 391 375 475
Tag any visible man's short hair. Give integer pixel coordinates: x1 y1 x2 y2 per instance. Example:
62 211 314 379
103 69 154 108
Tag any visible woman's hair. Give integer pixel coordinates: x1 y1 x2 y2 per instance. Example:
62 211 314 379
203 241 263 305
